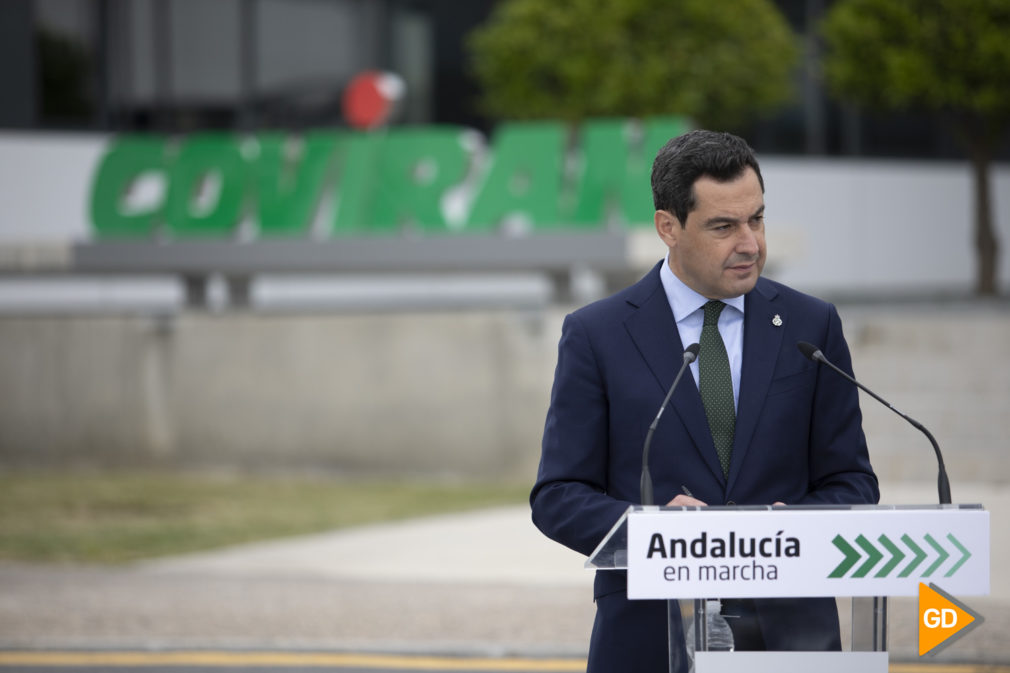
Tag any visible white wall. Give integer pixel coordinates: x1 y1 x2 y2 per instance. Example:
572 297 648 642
0 132 107 242
760 157 1010 295
1 132 1008 295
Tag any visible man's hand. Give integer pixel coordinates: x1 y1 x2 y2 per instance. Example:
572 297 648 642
666 494 707 507
663 496 786 506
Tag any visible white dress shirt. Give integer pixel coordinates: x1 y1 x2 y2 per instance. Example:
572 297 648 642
659 255 745 411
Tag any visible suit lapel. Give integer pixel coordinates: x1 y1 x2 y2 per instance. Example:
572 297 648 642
726 279 784 492
623 265 724 483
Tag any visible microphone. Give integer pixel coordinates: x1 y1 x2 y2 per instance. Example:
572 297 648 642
641 343 700 505
796 341 952 504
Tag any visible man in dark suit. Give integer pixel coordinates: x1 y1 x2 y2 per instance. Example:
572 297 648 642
530 130 878 672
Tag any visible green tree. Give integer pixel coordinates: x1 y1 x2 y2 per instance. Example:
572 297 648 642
467 0 798 131
822 0 1010 296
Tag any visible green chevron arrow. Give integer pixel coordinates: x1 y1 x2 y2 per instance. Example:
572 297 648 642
853 534 883 577
829 534 861 577
875 534 906 577
922 533 950 578
899 534 927 577
945 533 971 577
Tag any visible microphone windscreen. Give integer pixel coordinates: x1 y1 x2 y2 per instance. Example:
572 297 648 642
685 343 700 359
796 341 822 362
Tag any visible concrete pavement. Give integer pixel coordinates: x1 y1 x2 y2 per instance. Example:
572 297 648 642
0 480 1006 664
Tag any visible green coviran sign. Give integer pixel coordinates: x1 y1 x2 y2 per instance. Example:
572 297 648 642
89 117 690 239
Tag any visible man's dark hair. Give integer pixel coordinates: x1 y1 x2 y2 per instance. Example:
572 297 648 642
651 130 764 226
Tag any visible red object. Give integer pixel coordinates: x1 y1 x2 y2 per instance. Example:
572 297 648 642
343 71 400 129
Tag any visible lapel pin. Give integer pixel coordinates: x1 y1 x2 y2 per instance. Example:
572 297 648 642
772 314 783 327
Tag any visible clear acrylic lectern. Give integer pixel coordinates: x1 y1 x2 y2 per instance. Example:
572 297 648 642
586 503 988 673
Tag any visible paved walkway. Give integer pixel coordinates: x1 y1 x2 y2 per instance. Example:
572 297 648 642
0 481 1006 664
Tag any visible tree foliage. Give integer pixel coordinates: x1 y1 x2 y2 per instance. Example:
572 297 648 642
467 0 798 130
822 0 1010 131
822 0 1010 295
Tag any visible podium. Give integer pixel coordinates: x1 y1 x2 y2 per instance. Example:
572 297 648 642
587 503 989 673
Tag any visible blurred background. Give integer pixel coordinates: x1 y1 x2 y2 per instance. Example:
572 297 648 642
0 0 1008 544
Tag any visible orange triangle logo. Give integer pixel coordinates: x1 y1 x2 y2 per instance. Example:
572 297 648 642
919 582 984 656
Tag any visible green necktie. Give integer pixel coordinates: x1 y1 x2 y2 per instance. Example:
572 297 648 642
699 300 735 477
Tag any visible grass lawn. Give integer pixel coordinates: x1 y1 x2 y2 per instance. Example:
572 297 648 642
0 470 530 564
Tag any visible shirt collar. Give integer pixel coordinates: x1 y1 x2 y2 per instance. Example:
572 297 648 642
659 254 746 323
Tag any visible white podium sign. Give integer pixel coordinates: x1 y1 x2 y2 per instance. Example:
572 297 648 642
626 507 989 600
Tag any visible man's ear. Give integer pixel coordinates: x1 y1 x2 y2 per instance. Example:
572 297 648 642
655 210 681 248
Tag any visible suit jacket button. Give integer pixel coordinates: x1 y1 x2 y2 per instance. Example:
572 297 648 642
726 500 736 506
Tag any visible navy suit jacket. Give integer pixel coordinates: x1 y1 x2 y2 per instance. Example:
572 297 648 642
531 262 878 671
